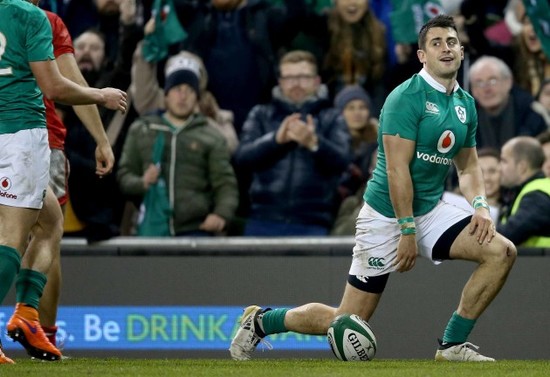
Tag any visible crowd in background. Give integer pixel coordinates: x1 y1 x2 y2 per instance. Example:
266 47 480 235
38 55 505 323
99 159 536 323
36 0 550 245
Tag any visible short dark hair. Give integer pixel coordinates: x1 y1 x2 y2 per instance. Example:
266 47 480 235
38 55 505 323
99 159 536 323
511 137 545 170
77 27 106 45
418 15 458 50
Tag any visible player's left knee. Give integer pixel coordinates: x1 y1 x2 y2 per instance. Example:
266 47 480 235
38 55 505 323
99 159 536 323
504 241 517 265
487 237 517 267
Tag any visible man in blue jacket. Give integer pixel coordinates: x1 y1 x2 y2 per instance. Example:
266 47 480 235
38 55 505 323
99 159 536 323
234 50 351 236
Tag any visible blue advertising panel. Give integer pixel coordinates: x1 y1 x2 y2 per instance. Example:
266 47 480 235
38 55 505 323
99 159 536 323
0 306 329 351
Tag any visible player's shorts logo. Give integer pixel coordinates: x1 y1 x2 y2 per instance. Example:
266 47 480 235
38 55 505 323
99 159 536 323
437 131 455 153
455 106 466 123
0 177 12 191
368 257 385 269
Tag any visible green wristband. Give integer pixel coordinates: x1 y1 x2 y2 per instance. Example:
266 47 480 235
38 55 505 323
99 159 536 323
472 195 490 210
472 195 487 206
398 216 414 225
474 201 490 210
401 227 417 235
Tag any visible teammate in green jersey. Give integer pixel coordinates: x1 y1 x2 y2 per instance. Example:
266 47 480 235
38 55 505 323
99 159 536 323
0 0 127 364
229 15 516 362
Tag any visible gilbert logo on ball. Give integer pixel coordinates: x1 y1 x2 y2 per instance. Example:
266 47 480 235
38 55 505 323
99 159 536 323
327 313 377 361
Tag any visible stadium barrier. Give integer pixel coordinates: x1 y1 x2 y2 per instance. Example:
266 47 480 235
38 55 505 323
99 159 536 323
2 237 549 360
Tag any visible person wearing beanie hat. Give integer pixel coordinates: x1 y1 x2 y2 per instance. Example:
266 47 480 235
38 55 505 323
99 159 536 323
334 85 378 201
164 55 201 97
130 43 239 155
118 49 239 237
334 84 373 113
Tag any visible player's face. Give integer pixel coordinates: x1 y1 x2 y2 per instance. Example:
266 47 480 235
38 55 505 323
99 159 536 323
542 142 550 178
343 99 370 132
499 143 521 188
74 32 105 72
335 0 369 24
417 27 463 81
165 84 198 120
278 62 320 104
479 155 501 199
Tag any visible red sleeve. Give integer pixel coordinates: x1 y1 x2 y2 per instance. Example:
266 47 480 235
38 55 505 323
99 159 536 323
44 10 70 151
46 10 74 58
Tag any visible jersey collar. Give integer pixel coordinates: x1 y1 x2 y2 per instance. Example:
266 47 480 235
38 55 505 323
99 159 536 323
419 68 460 93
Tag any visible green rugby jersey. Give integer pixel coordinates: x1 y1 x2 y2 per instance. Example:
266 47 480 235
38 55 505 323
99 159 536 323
0 0 54 134
365 69 477 217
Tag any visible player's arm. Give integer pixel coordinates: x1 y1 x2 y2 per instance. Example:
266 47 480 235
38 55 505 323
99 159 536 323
384 134 417 272
55 53 114 175
453 147 495 244
384 134 415 219
30 59 127 112
453 147 485 205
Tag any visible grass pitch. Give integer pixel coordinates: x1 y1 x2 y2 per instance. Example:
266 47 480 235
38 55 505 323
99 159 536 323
3 358 550 377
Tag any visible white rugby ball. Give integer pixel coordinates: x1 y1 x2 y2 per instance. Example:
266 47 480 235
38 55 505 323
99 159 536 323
327 313 377 361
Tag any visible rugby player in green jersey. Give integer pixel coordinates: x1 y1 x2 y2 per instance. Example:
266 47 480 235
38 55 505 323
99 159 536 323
230 15 516 362
0 0 126 364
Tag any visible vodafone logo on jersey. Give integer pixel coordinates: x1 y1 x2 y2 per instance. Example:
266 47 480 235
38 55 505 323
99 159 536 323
437 131 455 153
416 131 455 166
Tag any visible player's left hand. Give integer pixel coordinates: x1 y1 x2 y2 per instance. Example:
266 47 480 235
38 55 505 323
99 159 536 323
95 142 115 176
469 208 496 245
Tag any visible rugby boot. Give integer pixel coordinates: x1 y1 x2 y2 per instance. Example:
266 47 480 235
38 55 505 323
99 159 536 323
7 305 62 361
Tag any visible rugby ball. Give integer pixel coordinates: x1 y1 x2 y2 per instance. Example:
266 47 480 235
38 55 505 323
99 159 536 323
327 313 377 361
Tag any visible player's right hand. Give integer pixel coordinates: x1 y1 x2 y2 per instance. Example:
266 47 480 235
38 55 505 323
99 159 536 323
394 234 418 272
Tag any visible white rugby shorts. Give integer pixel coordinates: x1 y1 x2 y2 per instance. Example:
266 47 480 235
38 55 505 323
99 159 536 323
0 128 50 209
349 201 471 277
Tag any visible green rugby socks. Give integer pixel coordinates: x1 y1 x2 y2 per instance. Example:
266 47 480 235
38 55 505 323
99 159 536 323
260 308 289 335
442 311 476 344
16 268 47 310
0 245 21 303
